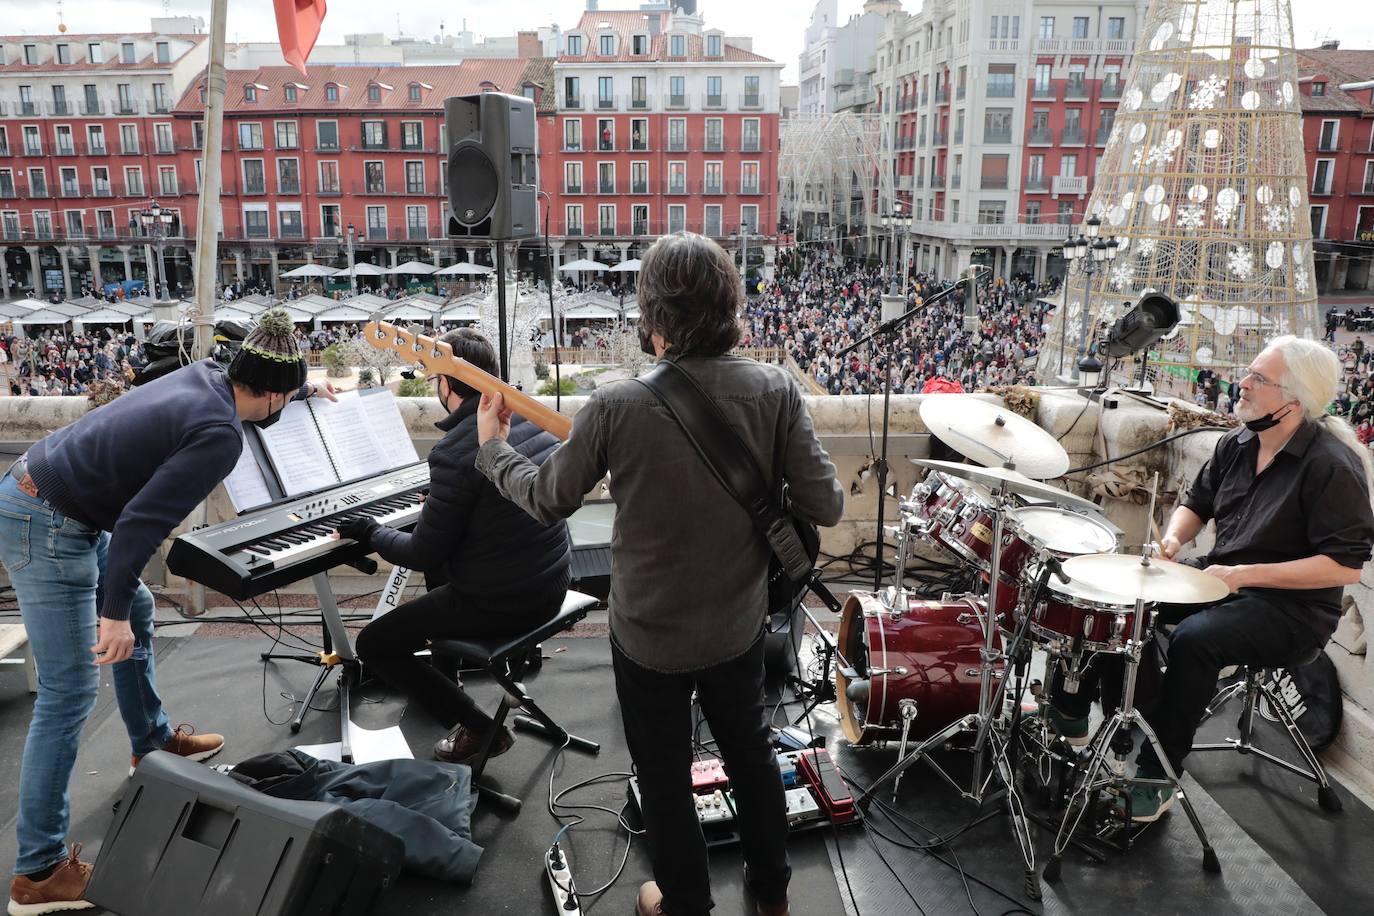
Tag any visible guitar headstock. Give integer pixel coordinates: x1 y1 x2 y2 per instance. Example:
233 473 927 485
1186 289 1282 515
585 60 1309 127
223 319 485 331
363 320 458 377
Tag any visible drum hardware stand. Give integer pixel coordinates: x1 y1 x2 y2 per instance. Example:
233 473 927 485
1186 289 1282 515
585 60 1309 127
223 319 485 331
856 474 1044 901
835 282 964 592
1043 477 1220 882
785 570 851 725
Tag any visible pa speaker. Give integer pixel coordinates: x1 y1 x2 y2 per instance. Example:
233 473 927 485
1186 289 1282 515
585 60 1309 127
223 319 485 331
445 91 538 240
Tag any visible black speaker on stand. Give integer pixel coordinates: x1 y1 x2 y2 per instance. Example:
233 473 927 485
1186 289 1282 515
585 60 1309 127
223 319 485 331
445 91 538 381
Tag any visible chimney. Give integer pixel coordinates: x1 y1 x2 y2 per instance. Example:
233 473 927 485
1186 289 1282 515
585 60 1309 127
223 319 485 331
1320 39 1340 50
517 30 541 58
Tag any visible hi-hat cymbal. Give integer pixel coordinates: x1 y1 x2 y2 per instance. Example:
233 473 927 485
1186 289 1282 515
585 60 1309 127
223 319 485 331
911 458 1099 513
919 395 1070 479
1059 553 1232 605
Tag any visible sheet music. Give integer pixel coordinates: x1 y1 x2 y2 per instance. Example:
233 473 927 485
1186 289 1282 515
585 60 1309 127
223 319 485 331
310 391 390 482
222 432 273 512
257 400 337 496
358 391 419 468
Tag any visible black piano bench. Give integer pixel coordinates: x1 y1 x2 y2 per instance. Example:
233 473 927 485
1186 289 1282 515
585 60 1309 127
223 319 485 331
1192 645 1343 813
430 590 602 812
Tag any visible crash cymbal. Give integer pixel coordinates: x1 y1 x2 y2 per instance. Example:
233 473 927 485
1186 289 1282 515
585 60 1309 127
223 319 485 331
919 395 1070 479
1059 553 1231 605
911 458 1100 513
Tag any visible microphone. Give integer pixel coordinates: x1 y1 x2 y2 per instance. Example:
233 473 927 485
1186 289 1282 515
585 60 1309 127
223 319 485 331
1041 552 1071 584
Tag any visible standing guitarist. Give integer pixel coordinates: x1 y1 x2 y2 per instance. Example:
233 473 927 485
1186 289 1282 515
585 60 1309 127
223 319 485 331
476 233 844 916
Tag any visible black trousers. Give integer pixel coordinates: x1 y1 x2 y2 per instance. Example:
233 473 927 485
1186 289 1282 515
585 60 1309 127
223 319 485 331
1050 592 1325 774
355 582 564 732
613 635 790 915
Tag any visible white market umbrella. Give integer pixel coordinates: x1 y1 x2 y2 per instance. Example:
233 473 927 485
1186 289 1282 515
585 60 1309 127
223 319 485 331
382 299 440 322
436 262 494 276
441 303 480 322
387 260 438 275
348 262 388 277
562 302 622 320
280 263 339 278
607 259 642 273
559 258 609 272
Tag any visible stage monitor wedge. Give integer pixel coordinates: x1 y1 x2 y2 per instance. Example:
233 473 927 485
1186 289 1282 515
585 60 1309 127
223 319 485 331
445 91 538 241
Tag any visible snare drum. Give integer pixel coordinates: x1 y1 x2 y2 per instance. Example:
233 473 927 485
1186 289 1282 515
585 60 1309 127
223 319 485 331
1022 577 1142 653
995 505 1122 635
835 590 1001 745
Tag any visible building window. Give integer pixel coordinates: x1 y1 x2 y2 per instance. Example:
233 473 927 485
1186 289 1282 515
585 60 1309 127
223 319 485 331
121 42 135 64
1312 82 1326 96
598 162 616 194
155 41 171 63
631 161 648 194
668 161 687 194
1072 17 1089 39
598 77 614 108
631 118 648 150
364 161 385 194
365 205 387 239
600 34 615 56
1057 200 1074 224
320 204 341 237
23 44 38 66
278 207 303 238
405 205 427 239
705 118 723 151
743 76 760 107
567 34 583 56
564 76 581 107
1312 159 1334 194
668 204 685 234
88 42 103 63
318 161 340 194
237 122 263 151
116 84 135 113
704 204 722 237
405 161 425 194
740 204 758 233
245 85 257 102
316 120 339 150
158 166 177 196
242 160 265 195
1310 205 1327 238
597 119 614 151
23 127 41 157
564 161 582 193
363 121 387 149
277 158 300 194
1319 120 1339 151
564 119 581 150
670 34 685 57
976 201 1006 224
1034 63 1052 94
325 83 339 101
1026 201 1041 224
707 34 722 57
1038 17 1054 39
124 166 143 196
980 154 1010 190
29 168 47 196
368 84 382 103
704 162 723 194
669 119 686 151
87 125 106 155
597 203 616 234
565 204 583 235
633 35 648 55
243 206 269 239
401 121 423 150
987 64 1016 98
742 118 760 152
151 83 170 112
983 108 1013 143
409 84 422 102
65 210 86 238
284 84 297 102
1107 17 1125 40
56 44 71 65
275 121 298 149
741 161 760 194
670 76 686 107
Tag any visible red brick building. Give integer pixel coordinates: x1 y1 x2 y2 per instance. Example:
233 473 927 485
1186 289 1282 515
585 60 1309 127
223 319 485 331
540 7 783 280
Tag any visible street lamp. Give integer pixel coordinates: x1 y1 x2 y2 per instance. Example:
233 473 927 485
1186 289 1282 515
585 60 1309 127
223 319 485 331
887 200 906 294
138 199 176 299
342 222 357 295
1062 215 1119 383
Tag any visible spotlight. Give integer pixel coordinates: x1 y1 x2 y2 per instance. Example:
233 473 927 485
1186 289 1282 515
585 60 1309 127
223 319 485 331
1104 292 1181 358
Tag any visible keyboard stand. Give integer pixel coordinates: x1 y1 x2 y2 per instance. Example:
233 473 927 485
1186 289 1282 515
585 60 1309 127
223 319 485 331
261 571 358 763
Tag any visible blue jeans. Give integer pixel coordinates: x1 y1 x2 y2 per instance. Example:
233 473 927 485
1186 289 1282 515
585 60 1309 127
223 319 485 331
0 473 172 876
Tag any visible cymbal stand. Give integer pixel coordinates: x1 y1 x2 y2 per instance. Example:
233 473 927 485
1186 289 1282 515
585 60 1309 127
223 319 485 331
856 477 1042 900
1043 477 1219 881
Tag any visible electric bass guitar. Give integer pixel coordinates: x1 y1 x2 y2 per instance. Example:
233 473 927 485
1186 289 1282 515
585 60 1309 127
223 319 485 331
362 320 573 441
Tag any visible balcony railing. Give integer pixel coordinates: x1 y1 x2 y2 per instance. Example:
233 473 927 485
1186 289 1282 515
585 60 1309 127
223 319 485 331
1029 128 1052 145
149 99 171 114
280 181 303 195
980 176 1009 190
564 183 583 195
738 183 761 196
984 130 1012 144
703 182 725 195
0 185 15 199
953 129 963 144
1052 175 1089 197
242 180 268 195
19 102 38 116
1026 176 1049 192
563 95 583 110
113 98 141 114
956 86 966 101
26 183 49 197
630 95 648 110
950 175 961 189
1065 80 1089 100
631 181 649 194
665 94 688 109
48 100 73 116
1101 81 1123 100
1060 127 1086 145
598 181 617 194
930 173 944 188
933 130 947 146
1032 85 1056 100
741 139 761 152
740 94 763 110
88 142 108 156
703 93 725 109
596 95 616 110
81 100 105 115
935 87 949 104
1095 126 1114 146
599 223 616 236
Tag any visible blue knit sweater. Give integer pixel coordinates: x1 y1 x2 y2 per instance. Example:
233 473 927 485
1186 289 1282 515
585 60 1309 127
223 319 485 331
28 360 243 620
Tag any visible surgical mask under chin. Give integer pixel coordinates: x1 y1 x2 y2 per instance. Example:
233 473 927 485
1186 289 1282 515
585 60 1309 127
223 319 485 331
1243 404 1295 433
245 396 287 429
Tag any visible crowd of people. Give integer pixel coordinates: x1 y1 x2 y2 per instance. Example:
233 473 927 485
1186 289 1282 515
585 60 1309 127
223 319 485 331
740 247 1056 395
0 328 145 397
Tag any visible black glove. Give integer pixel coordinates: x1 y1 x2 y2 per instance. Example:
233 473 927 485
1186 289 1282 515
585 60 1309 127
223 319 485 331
336 517 379 547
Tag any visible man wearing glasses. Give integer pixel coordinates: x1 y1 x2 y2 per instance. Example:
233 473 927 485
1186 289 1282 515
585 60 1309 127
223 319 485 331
335 327 570 765
1046 336 1374 821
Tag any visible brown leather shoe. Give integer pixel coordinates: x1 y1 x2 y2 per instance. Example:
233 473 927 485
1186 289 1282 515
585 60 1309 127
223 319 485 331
756 898 790 916
129 723 225 777
635 881 664 916
8 843 94 915
433 724 514 766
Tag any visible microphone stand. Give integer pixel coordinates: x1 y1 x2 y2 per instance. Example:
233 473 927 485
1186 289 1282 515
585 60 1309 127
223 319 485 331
836 279 968 591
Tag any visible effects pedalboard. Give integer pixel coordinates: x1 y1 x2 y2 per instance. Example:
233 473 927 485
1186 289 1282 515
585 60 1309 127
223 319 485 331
629 747 860 847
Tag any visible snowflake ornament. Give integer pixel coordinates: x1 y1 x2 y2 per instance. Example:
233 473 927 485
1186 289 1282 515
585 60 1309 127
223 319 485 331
1214 202 1237 227
1188 75 1227 110
1262 205 1288 232
1136 238 1157 259
1228 246 1253 280
1295 266 1310 294
1131 149 1145 167
1177 204 1205 229
1109 263 1135 291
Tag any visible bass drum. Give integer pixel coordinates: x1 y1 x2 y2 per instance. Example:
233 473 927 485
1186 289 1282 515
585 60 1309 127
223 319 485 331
835 591 1000 746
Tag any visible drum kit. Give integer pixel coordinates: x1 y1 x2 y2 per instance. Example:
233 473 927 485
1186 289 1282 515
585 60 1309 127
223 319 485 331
826 394 1230 892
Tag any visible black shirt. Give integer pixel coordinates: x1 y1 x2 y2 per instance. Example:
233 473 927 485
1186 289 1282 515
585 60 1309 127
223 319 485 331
1183 419 1374 638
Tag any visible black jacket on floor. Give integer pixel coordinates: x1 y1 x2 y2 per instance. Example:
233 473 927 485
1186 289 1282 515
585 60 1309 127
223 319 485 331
369 394 570 599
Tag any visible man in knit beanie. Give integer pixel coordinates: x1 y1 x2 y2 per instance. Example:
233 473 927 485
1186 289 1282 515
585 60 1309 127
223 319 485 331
0 308 332 915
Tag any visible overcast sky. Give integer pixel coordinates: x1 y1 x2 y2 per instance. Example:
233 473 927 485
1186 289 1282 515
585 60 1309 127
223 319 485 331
6 1 1371 83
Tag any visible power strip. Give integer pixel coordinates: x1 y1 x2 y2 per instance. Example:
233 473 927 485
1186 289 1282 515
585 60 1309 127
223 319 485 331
545 843 582 915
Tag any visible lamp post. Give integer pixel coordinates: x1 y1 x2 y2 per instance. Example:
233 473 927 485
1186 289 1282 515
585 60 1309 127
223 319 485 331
345 222 356 295
137 199 175 299
1062 215 1119 382
886 200 907 295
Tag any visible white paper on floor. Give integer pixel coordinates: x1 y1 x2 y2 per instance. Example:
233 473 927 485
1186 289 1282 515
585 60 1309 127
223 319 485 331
295 721 413 764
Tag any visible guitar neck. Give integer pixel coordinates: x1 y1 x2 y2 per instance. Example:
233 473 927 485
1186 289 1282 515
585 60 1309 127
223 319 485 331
364 321 573 440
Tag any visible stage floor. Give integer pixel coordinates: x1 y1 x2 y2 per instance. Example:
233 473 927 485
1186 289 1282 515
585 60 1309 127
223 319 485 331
0 630 1369 915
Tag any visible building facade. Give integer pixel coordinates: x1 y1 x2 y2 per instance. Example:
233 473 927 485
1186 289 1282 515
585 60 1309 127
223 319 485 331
0 20 209 296
870 0 1146 283
540 6 783 279
798 0 898 116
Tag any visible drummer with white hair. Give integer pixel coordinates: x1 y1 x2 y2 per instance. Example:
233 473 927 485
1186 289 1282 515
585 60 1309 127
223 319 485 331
1049 335 1374 822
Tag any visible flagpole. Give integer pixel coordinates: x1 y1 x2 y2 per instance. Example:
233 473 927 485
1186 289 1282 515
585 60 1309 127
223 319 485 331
191 0 229 359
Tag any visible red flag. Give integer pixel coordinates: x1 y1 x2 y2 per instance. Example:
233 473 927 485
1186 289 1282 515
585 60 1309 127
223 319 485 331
274 0 327 76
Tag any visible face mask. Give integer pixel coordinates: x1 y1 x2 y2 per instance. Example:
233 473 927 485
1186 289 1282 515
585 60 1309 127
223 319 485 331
245 393 286 429
1243 404 1294 433
638 324 657 357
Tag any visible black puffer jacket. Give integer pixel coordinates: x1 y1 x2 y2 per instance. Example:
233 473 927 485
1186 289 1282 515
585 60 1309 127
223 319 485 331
369 396 570 599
